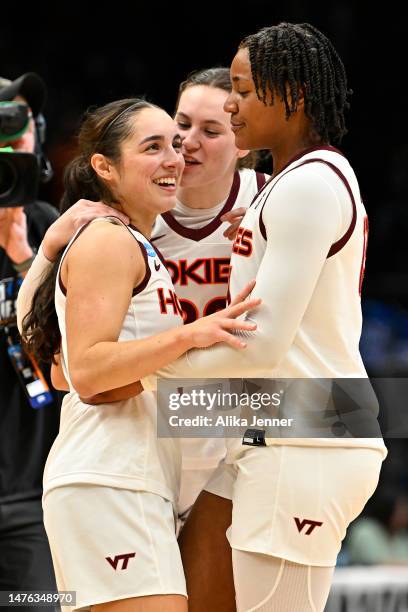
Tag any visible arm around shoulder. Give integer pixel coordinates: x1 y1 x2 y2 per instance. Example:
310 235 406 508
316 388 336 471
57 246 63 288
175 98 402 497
151 168 342 380
16 245 54 333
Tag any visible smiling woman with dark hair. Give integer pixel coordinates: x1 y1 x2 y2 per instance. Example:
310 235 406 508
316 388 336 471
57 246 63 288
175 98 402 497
21 97 259 612
17 66 269 537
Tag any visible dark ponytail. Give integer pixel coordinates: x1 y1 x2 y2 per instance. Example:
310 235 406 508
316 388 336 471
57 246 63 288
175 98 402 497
22 251 64 363
22 98 155 363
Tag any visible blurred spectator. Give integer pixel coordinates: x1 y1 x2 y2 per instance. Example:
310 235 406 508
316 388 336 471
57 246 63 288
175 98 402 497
361 300 408 376
347 485 408 565
0 73 61 611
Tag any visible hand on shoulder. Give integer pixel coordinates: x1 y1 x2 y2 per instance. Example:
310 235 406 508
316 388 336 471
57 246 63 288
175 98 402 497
42 199 130 262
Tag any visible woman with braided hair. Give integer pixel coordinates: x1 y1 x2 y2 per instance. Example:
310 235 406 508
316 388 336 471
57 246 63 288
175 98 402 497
147 22 387 611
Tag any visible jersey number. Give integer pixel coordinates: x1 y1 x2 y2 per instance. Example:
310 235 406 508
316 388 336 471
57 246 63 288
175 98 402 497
178 296 227 324
232 227 253 257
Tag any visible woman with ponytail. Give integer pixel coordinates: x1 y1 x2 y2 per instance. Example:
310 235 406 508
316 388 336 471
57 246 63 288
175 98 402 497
18 67 268 539
21 98 259 612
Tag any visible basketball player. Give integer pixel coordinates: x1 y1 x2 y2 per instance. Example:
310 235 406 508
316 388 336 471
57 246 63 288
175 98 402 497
18 30 385 608
154 67 268 518
21 99 260 612
17 68 268 523
139 23 388 611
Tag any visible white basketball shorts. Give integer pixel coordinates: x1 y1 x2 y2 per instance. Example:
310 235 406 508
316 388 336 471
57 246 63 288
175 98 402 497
205 444 384 566
43 485 187 610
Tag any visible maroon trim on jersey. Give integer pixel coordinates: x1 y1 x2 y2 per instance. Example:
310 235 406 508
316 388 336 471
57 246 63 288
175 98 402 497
150 233 166 242
256 171 267 192
258 158 357 258
58 220 94 296
58 274 66 296
248 172 268 209
279 145 345 174
123 223 154 295
58 218 151 297
250 177 273 209
129 223 167 266
152 242 168 267
159 171 241 242
251 146 345 216
132 240 151 296
324 163 357 257
259 211 267 241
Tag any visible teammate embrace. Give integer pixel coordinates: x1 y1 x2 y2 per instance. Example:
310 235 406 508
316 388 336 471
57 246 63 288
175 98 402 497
19 22 385 612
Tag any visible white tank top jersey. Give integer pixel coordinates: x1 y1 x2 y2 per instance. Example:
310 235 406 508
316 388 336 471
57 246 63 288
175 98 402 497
152 168 267 324
151 168 268 469
43 218 184 505
230 147 368 379
148 147 386 457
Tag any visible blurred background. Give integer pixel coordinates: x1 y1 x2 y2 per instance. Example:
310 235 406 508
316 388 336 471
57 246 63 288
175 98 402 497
1 1 407 609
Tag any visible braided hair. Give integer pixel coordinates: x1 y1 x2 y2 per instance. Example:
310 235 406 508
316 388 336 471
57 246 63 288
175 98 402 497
239 22 352 144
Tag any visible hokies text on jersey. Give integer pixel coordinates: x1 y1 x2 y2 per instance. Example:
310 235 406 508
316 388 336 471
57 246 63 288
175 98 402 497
165 257 230 286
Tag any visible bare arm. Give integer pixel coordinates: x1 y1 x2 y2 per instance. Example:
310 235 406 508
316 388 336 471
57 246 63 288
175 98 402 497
77 281 258 404
51 346 144 403
16 199 129 333
142 167 342 385
63 222 260 397
82 382 144 404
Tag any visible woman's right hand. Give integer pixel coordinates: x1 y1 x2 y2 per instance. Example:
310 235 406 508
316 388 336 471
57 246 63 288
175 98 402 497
185 281 260 350
42 199 129 261
221 206 246 240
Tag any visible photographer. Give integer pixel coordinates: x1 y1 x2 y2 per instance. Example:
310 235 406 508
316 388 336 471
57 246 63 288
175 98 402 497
0 73 61 610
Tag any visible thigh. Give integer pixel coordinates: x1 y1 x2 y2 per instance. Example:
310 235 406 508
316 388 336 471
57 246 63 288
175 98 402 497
178 466 216 520
43 486 186 611
178 491 235 612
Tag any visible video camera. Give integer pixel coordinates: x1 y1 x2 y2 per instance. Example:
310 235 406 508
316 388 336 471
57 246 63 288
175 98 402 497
0 101 40 208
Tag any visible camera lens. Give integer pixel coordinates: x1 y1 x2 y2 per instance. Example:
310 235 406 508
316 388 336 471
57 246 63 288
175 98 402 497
0 157 17 197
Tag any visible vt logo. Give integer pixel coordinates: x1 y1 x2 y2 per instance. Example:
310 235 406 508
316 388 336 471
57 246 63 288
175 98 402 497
106 552 136 570
294 517 323 535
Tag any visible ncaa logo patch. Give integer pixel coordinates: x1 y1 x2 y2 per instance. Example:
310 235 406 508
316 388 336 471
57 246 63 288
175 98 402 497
143 242 157 258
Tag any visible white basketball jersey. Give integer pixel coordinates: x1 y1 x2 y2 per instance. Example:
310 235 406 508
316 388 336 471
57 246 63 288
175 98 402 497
147 150 386 457
151 169 267 469
230 147 369 378
43 218 184 505
152 168 267 324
